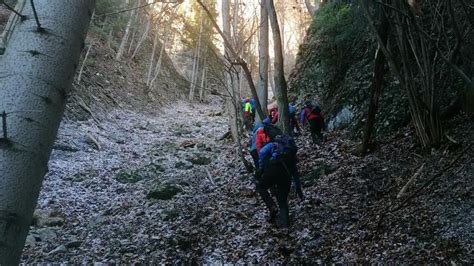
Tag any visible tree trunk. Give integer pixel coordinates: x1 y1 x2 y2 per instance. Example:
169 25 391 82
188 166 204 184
266 0 290 134
189 14 204 102
305 0 316 15
115 1 138 60
199 67 207 102
131 11 151 59
0 1 94 264
197 0 265 120
361 8 389 154
257 0 269 121
222 0 239 141
149 6 177 92
147 20 162 86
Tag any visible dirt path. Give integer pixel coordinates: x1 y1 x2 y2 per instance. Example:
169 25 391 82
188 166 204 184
21 99 473 263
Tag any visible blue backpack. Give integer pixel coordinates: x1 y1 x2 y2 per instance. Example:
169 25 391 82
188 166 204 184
274 134 297 163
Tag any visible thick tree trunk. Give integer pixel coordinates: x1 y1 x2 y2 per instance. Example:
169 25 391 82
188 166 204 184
257 0 269 121
266 0 290 134
362 9 388 154
0 1 94 264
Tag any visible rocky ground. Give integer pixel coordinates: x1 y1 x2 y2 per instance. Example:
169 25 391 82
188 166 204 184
21 97 473 263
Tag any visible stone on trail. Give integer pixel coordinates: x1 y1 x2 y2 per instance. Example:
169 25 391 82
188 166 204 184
186 153 212 165
32 209 65 227
146 183 182 200
47 244 67 256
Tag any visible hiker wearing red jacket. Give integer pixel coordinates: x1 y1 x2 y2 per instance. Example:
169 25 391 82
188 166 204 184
300 100 325 144
255 119 271 154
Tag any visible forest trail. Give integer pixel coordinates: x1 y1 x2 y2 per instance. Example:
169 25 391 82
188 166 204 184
21 97 473 263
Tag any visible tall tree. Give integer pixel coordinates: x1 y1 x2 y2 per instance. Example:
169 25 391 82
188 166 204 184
257 0 269 121
266 0 290 133
196 0 265 119
115 0 139 60
0 1 95 264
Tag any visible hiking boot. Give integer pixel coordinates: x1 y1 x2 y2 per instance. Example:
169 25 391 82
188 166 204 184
267 209 278 224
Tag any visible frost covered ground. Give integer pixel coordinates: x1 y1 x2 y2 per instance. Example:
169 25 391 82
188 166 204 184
21 99 473 263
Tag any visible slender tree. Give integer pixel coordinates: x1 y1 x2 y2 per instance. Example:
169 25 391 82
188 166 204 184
266 0 290 133
0 1 95 264
257 0 269 121
116 0 139 60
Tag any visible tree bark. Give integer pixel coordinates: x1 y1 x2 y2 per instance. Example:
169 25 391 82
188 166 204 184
361 8 389 154
266 0 290 134
0 1 95 264
256 0 269 121
305 0 316 15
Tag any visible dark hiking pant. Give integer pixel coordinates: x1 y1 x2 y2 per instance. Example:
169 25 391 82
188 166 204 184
309 119 323 144
250 149 258 169
256 162 291 228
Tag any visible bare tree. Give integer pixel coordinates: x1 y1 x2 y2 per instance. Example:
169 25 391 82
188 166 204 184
257 0 269 121
266 0 290 133
116 0 139 60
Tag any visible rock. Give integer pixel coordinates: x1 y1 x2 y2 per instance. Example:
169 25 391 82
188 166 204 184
115 170 144 184
160 209 180 221
186 154 211 165
88 215 107 229
33 228 57 241
25 235 36 247
32 210 65 227
66 240 82 249
47 244 67 255
180 140 198 148
147 184 182 200
53 143 80 152
175 160 193 170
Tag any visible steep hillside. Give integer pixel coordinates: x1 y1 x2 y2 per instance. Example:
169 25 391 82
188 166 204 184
288 1 473 138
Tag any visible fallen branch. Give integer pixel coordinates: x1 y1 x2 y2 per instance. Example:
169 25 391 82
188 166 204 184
378 143 472 226
396 163 425 199
86 133 101 151
204 168 216 186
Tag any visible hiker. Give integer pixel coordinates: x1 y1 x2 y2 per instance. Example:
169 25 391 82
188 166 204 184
255 118 304 200
268 106 278 124
243 97 253 130
249 121 264 168
250 98 256 122
289 103 301 135
255 134 297 228
300 99 325 144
